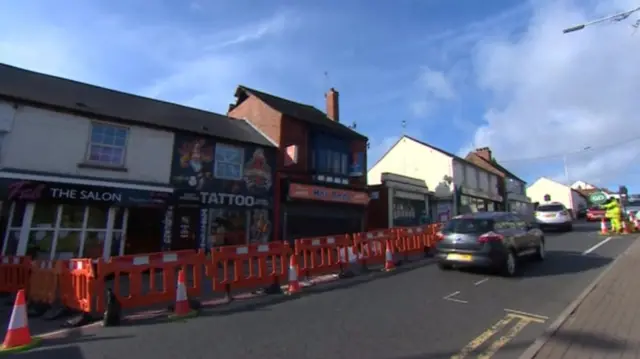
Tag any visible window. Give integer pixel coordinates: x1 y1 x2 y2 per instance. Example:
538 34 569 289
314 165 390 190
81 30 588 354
443 218 493 234
314 149 348 175
537 204 565 212
87 123 128 166
340 154 348 174
214 143 244 180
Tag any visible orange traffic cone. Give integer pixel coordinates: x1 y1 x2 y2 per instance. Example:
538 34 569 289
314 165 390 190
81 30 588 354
2 289 40 352
172 269 192 318
287 255 301 295
384 241 395 272
623 220 631 234
600 218 608 235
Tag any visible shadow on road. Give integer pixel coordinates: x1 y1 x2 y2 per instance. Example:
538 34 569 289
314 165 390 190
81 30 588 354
520 250 611 278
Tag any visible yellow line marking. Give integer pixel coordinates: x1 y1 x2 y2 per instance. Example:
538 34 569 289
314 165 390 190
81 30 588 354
450 316 514 359
478 317 531 358
504 308 548 321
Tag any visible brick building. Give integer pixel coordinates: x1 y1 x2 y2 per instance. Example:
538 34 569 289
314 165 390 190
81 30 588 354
228 86 369 242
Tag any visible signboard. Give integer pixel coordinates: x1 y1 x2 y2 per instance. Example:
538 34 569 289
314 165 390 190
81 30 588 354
288 183 369 205
589 191 608 205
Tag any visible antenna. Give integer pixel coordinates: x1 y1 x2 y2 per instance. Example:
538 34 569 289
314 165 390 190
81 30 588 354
323 71 331 90
401 120 407 135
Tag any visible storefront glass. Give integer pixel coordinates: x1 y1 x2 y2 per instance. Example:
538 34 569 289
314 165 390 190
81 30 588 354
460 195 496 214
392 197 426 227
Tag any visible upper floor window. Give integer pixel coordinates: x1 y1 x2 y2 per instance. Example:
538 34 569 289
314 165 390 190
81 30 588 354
313 149 348 175
87 123 128 167
214 143 244 180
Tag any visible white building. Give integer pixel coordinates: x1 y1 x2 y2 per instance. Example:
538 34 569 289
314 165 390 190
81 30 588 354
367 136 502 222
527 177 588 216
0 64 276 260
571 180 597 190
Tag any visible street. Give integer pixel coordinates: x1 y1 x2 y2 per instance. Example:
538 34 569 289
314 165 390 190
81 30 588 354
8 222 636 359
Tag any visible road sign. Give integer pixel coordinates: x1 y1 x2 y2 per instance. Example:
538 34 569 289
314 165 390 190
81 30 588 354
589 191 608 205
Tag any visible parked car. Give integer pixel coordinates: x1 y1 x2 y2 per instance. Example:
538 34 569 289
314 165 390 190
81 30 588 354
535 202 573 231
586 207 607 222
435 212 545 277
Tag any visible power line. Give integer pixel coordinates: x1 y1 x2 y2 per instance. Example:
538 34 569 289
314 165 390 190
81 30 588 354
498 134 640 164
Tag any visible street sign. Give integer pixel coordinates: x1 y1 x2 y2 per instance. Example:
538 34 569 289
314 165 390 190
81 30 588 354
589 191 608 205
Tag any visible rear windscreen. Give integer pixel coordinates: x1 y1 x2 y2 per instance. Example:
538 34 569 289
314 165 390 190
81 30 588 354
537 204 565 212
443 219 493 234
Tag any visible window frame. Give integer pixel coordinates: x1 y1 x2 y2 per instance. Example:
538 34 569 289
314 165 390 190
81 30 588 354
214 143 245 181
85 121 129 167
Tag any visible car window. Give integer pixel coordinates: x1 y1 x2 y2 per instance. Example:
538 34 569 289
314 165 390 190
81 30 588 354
537 204 565 212
443 218 494 234
507 214 527 229
494 217 513 230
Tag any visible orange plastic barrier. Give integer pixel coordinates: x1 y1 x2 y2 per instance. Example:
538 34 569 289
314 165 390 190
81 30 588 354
295 235 350 278
96 251 205 312
0 256 31 294
27 259 62 305
211 242 289 295
58 259 99 314
353 230 390 268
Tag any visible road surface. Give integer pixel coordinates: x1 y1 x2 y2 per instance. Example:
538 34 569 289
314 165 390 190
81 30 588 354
7 222 635 359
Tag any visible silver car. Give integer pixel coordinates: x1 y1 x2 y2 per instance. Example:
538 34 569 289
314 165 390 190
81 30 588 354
535 202 573 231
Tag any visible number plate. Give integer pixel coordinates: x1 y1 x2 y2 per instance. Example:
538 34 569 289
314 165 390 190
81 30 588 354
447 254 472 262
544 214 556 218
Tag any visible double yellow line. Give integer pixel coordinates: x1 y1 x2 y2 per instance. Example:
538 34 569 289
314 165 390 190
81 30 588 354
451 309 548 359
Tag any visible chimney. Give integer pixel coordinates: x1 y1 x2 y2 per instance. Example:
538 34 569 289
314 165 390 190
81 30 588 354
325 88 339 122
475 147 492 161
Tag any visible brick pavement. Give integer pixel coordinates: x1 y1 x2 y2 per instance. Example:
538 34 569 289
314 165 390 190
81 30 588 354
534 236 640 359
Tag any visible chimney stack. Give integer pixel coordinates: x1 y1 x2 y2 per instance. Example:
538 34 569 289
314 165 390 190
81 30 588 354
475 147 492 161
325 88 339 123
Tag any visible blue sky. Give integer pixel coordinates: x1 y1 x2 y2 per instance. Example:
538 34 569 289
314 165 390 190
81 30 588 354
1 0 639 192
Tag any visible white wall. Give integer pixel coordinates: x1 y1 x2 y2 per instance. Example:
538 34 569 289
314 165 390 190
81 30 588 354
0 100 174 184
367 137 453 197
527 177 573 210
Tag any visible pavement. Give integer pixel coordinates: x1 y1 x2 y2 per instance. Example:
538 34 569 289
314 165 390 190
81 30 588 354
2 221 635 359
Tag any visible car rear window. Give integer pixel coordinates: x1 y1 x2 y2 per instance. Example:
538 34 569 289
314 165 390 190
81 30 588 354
443 218 494 234
537 204 565 212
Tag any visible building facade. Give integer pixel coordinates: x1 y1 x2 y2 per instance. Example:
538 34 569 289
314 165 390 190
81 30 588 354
527 177 588 217
367 173 432 229
228 86 369 242
0 64 276 260
465 147 532 218
367 136 502 223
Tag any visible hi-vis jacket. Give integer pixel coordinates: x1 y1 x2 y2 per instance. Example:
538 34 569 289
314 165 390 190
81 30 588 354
602 201 621 219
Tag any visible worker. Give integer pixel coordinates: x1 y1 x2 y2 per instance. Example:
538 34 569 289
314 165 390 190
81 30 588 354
602 198 622 233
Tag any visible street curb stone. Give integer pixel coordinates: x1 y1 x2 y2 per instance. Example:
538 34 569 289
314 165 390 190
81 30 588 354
518 235 639 359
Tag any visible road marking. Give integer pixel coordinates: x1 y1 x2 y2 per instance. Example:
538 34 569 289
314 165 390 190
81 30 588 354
451 310 547 359
474 278 489 286
582 236 612 255
443 291 468 304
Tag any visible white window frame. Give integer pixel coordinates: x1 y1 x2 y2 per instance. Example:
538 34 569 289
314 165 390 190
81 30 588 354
85 121 129 167
214 143 245 180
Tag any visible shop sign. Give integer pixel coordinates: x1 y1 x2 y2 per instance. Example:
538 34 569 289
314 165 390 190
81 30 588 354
348 152 365 177
199 208 209 249
199 192 256 207
1 179 170 206
288 183 369 205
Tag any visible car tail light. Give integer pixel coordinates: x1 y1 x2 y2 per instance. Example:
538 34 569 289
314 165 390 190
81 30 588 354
435 232 444 241
478 231 504 243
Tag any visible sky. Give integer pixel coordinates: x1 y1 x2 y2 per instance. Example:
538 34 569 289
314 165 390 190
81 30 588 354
1 0 639 193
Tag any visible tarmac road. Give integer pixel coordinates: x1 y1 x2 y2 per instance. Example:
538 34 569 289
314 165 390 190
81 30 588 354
7 222 636 359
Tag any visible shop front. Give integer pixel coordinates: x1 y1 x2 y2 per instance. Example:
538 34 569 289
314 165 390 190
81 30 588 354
367 173 431 228
281 182 369 243
457 186 503 214
167 134 276 251
0 170 172 260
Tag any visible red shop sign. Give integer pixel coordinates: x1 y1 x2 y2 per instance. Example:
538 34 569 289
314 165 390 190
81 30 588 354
288 183 369 205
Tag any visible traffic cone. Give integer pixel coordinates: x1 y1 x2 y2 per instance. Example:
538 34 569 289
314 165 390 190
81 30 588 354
2 289 40 352
287 255 301 295
623 220 631 234
171 269 193 318
384 241 396 272
600 218 608 235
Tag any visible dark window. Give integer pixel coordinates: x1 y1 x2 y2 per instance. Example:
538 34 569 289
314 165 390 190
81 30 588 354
537 204 565 212
443 218 494 234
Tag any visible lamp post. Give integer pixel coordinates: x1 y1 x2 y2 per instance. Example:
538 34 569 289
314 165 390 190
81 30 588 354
563 6 640 33
563 146 592 184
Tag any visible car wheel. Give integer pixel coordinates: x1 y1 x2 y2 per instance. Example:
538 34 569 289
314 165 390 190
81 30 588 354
534 239 545 261
502 250 518 277
438 262 453 271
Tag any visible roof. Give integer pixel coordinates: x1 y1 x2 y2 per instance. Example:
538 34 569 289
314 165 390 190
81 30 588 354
235 85 367 140
370 135 494 176
466 152 526 183
0 64 276 148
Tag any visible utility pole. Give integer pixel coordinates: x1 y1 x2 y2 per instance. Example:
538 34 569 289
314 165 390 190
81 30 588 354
563 6 640 33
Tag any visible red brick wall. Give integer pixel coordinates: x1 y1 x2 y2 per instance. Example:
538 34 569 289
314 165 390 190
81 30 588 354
279 115 309 172
228 95 282 145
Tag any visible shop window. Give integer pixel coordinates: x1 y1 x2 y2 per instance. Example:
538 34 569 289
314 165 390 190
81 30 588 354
31 203 57 229
87 207 108 229
55 231 82 259
59 204 86 228
87 122 128 167
209 208 247 246
214 143 244 180
83 231 105 259
9 202 26 228
28 231 54 260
